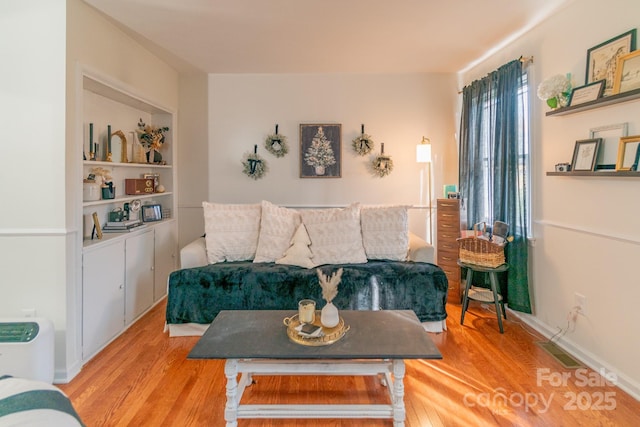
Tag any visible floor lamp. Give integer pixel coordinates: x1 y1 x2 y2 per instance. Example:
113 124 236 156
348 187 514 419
416 137 432 244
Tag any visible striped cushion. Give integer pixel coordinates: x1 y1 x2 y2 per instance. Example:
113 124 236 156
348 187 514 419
0 376 85 426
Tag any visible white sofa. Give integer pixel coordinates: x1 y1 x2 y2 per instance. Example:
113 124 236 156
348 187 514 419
165 202 447 336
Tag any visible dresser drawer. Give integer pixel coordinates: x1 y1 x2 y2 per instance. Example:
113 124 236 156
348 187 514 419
437 199 460 212
437 250 459 267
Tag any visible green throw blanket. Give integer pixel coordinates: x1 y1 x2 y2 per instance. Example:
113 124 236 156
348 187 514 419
166 260 448 324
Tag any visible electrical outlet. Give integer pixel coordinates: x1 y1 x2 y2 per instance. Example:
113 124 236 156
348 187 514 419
574 293 587 316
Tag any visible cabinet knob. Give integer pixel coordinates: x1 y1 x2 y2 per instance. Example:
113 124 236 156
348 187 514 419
119 284 124 289
151 266 155 271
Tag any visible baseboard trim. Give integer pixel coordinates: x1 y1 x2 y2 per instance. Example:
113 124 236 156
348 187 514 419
510 310 640 401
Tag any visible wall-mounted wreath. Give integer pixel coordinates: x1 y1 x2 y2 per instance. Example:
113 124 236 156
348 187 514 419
265 124 288 157
242 145 268 180
372 142 394 177
352 124 375 156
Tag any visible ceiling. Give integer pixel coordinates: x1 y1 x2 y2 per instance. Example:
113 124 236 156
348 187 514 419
83 0 571 74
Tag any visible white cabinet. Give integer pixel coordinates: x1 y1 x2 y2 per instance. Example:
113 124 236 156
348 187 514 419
153 220 177 301
82 240 125 360
125 229 155 325
81 222 177 361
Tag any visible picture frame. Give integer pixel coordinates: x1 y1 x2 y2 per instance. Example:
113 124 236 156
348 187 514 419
571 138 601 171
141 204 163 222
615 135 640 171
590 123 628 170
300 123 341 178
586 29 636 96
91 211 103 240
568 80 605 106
613 50 640 94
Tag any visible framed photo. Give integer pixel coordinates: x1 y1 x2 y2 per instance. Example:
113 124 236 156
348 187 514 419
615 135 640 171
141 204 163 222
571 138 601 171
91 212 103 240
568 80 605 106
613 50 640 94
586 29 636 96
300 123 341 178
590 123 628 170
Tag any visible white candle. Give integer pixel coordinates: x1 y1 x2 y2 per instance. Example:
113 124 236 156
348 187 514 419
298 299 316 324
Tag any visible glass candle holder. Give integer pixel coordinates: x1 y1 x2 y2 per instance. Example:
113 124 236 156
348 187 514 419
298 299 316 324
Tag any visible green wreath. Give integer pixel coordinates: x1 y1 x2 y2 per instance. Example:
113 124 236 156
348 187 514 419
264 124 288 158
372 155 394 177
352 125 374 156
242 146 268 180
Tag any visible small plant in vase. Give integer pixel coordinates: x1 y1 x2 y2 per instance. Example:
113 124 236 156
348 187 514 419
317 267 343 328
136 118 169 163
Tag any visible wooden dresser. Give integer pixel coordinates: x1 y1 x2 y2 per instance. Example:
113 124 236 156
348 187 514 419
436 199 461 304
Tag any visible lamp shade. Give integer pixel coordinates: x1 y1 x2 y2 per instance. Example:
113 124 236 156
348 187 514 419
416 138 432 163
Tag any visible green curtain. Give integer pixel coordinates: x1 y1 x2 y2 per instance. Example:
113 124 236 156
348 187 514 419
459 59 532 314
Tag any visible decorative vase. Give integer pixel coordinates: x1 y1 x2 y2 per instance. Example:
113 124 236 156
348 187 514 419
146 149 162 164
315 165 325 175
320 301 339 328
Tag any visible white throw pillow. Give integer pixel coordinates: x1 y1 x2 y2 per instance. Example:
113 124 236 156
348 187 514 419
360 205 409 261
276 223 316 268
299 203 367 265
254 200 301 263
202 202 261 263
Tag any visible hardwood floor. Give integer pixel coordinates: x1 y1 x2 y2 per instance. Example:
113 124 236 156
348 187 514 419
59 299 640 426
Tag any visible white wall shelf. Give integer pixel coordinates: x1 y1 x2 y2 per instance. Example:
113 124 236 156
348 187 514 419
83 192 173 208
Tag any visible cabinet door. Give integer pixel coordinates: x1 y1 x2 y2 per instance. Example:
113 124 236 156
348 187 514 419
83 240 125 360
125 230 155 325
154 220 177 301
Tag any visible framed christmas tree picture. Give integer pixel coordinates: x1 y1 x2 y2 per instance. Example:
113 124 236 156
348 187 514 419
300 123 341 178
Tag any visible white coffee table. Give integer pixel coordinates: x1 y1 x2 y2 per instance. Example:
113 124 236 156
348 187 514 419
188 310 442 427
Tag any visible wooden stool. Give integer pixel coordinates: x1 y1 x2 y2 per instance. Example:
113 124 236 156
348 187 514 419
458 260 508 333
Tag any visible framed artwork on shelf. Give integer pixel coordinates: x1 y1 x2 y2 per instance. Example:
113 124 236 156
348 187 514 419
585 29 636 96
571 138 601 171
615 135 640 171
568 80 605 106
91 212 103 240
300 123 341 178
590 123 628 170
613 50 640 94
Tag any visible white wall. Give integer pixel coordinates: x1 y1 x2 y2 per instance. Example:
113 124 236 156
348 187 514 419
460 0 640 398
206 73 458 239
178 73 209 249
0 0 70 380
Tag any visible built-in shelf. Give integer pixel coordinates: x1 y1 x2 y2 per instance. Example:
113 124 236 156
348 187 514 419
83 160 172 169
83 192 173 208
546 171 640 177
545 87 640 116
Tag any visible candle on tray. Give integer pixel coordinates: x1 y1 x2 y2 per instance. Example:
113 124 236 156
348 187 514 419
298 299 316 324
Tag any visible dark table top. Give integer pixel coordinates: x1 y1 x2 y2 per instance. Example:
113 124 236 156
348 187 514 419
188 310 442 360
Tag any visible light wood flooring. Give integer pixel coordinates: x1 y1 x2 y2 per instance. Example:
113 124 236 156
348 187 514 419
59 299 640 426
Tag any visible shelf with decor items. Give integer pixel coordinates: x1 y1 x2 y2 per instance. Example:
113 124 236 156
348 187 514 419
78 67 178 364
545 87 640 116
546 171 640 177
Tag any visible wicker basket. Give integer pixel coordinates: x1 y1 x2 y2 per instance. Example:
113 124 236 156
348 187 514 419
457 236 506 268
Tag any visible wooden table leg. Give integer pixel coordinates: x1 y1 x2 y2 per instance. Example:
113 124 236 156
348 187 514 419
224 359 239 427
